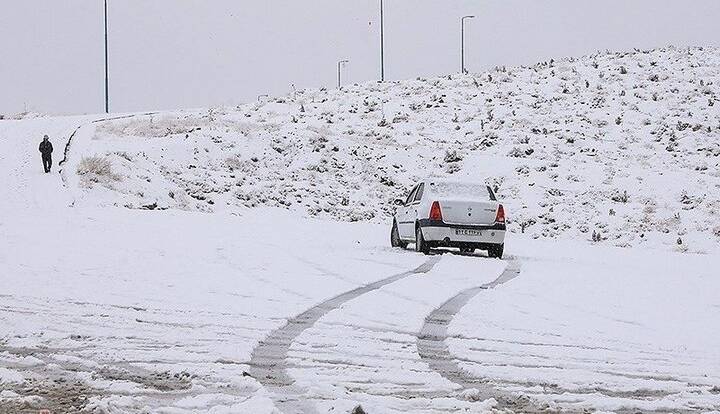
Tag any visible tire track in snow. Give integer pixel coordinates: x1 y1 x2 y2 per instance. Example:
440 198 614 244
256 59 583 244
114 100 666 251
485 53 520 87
416 261 705 414
249 256 440 414
416 260 538 411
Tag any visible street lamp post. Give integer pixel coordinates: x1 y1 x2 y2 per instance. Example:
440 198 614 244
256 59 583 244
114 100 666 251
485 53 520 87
337 59 349 88
104 0 109 113
380 0 385 82
461 15 475 74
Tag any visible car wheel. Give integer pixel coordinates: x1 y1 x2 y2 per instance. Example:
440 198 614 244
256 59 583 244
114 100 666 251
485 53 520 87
488 244 504 259
391 220 407 249
415 226 430 255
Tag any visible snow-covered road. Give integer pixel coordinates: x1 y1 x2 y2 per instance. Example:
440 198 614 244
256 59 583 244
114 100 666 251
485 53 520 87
417 261 524 409
249 257 440 414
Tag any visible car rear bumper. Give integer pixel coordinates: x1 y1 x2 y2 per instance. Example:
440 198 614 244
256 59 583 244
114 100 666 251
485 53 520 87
418 219 506 246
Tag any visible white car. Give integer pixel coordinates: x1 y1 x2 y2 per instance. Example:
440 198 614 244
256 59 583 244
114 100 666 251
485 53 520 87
390 180 506 258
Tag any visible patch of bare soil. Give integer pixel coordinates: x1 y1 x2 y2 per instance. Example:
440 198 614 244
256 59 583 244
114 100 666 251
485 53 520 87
1 376 97 414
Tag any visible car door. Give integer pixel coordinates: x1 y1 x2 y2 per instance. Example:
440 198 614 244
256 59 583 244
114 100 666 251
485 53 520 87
401 183 424 239
398 184 419 239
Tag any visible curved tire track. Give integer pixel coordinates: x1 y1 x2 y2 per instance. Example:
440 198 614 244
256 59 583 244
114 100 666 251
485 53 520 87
249 256 440 414
417 260 540 411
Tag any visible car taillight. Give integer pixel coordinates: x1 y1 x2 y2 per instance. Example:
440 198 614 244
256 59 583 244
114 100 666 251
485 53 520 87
495 204 505 223
429 201 443 221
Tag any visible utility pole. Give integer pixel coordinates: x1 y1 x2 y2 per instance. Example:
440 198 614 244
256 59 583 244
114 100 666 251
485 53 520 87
337 60 349 88
461 15 475 74
380 0 385 81
104 0 109 113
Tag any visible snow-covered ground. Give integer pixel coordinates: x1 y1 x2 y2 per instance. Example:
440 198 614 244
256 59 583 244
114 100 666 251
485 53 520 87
450 239 720 413
1 47 719 414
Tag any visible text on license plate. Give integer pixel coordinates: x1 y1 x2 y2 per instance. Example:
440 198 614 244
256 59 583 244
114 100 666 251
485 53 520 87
456 229 482 236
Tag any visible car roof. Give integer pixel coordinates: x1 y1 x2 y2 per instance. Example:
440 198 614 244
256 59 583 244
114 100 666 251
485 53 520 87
422 178 487 187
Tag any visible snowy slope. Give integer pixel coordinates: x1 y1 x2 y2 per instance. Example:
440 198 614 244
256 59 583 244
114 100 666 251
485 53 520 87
66 46 720 253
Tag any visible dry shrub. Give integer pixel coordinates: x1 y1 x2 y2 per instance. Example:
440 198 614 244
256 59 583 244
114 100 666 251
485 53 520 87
77 156 121 185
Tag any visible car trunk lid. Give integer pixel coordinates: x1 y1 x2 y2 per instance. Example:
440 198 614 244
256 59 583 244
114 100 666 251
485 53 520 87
439 199 498 225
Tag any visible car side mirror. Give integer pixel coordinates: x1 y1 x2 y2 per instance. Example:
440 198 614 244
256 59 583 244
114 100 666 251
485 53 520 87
393 198 405 206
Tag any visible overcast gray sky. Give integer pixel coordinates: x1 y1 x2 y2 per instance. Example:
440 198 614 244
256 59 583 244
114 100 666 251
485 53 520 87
2 0 719 115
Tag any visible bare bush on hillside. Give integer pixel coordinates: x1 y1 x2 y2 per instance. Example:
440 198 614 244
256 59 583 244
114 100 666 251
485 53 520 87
77 156 121 187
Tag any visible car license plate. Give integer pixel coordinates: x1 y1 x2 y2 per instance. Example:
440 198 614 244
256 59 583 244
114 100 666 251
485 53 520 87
456 229 482 236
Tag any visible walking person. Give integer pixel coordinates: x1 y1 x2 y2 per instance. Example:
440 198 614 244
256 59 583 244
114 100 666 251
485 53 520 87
39 135 53 173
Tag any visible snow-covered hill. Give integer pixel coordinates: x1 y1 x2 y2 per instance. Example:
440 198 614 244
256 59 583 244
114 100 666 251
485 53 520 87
67 46 720 253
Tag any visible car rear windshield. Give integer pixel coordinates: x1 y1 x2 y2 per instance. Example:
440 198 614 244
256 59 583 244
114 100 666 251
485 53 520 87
429 182 496 201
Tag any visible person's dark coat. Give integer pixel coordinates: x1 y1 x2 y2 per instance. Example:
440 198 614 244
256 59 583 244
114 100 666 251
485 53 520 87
39 139 54 173
39 140 53 156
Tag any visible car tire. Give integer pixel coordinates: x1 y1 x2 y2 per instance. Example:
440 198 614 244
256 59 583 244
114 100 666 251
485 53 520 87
391 220 407 249
488 244 504 259
415 226 430 255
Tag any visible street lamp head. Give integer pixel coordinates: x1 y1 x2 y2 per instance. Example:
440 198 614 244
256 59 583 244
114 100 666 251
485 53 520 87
462 15 476 20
